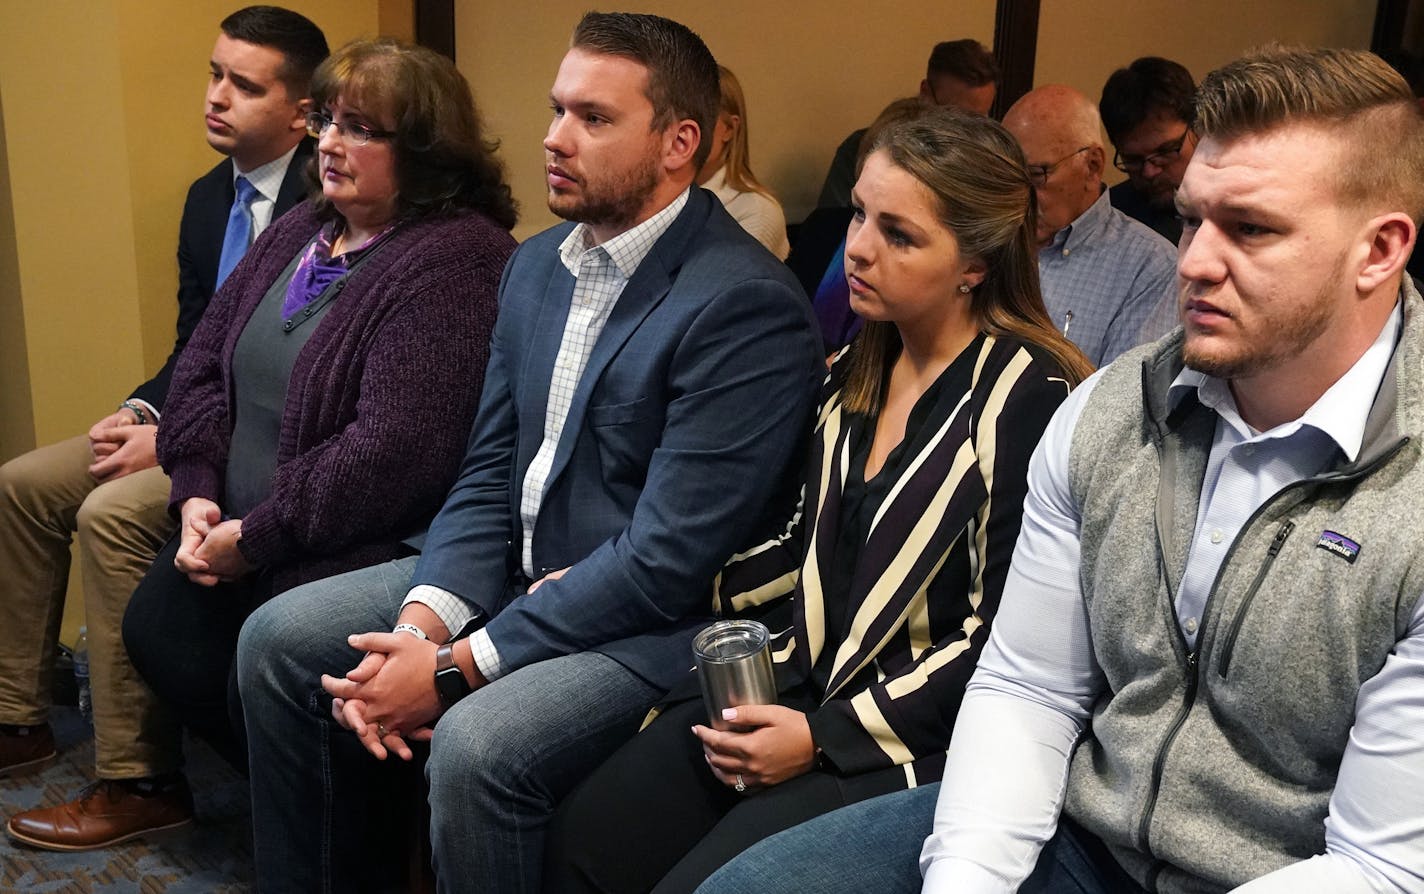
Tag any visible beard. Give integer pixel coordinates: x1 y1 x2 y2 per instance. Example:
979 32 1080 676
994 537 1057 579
1131 173 1178 209
547 150 660 232
1144 182 1178 209
1180 265 1343 380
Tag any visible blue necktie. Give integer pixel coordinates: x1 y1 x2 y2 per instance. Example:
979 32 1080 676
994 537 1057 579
216 176 258 288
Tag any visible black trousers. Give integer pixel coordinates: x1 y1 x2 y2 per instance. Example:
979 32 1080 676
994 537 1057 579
543 697 908 894
122 533 273 772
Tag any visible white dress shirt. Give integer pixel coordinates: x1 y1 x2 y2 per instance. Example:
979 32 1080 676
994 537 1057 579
922 303 1424 893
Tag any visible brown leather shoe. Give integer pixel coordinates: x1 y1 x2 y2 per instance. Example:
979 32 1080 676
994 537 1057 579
0 723 55 776
6 778 194 851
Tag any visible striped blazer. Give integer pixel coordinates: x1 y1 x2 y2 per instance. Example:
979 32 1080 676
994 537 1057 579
714 333 1071 787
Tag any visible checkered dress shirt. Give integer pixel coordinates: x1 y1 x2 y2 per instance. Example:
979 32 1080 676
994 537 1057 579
1038 188 1178 367
235 142 299 246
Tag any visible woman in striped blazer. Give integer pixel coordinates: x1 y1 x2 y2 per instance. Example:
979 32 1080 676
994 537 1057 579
544 109 1095 894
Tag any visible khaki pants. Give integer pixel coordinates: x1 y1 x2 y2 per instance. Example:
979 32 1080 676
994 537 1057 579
0 434 181 778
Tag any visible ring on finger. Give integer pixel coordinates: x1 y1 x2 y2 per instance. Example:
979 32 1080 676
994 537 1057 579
734 774 747 793
377 722 389 738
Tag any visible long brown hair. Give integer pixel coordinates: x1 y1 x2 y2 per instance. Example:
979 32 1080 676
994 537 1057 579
841 108 1093 415
309 39 518 229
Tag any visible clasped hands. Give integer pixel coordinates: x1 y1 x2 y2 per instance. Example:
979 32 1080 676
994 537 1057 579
174 497 253 585
320 569 563 761
87 407 158 482
323 631 450 761
692 704 818 792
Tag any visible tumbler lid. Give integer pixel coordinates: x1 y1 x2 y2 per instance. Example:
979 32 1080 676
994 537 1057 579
693 619 770 662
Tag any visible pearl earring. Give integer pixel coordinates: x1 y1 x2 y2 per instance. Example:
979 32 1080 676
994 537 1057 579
958 283 972 294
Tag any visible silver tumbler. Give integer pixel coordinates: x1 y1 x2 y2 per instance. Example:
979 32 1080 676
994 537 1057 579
693 619 777 730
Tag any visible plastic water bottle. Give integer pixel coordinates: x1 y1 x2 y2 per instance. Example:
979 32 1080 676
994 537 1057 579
74 626 92 725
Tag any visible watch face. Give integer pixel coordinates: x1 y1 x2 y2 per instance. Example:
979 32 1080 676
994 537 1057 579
435 662 471 708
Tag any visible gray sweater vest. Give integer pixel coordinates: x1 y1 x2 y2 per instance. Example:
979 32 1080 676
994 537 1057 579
1063 283 1424 893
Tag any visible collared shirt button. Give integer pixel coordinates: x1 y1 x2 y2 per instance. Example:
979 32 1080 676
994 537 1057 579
1210 529 1224 544
1185 616 1199 635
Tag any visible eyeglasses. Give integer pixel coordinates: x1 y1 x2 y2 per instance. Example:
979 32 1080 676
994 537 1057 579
1113 127 1191 174
1026 146 1092 187
306 112 396 146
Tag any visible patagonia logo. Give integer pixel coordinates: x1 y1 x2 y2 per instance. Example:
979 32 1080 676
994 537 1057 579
1316 531 1360 564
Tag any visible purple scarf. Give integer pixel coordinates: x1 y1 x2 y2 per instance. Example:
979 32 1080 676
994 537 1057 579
282 222 396 319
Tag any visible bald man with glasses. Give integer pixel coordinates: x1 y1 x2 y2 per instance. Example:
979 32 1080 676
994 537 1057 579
1003 84 1178 367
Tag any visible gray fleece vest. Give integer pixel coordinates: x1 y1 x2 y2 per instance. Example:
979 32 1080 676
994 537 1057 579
1063 285 1424 893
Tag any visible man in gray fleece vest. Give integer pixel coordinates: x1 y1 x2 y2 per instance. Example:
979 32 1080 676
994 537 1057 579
917 45 1424 894
669 45 1424 894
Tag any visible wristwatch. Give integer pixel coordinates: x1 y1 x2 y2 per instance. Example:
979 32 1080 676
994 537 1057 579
434 642 472 709
433 609 487 709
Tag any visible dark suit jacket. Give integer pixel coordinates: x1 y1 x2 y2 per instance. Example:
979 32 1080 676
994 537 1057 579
128 138 313 411
411 188 824 691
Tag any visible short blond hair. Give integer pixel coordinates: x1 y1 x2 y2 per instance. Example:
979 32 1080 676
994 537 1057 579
1195 45 1424 223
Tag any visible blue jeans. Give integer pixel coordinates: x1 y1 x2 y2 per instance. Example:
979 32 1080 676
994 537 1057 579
237 556 662 894
693 783 1146 894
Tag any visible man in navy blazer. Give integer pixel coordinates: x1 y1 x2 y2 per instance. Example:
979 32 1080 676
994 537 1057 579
238 11 822 892
0 5 325 852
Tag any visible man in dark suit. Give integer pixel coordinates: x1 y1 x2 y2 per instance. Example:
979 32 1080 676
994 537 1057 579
238 11 823 892
0 5 325 852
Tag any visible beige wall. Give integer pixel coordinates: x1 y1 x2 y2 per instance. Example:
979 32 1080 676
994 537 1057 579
1035 0 1373 113
0 87 35 459
379 0 417 43
1036 0 1373 186
455 1 997 239
1036 0 1367 143
454 0 1377 237
0 3 145 454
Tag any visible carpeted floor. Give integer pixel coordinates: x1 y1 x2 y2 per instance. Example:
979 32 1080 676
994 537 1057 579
0 706 253 893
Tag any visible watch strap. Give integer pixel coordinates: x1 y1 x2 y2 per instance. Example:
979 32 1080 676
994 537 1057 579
434 642 472 709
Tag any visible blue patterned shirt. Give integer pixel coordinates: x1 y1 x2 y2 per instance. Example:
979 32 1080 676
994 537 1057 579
1038 188 1178 368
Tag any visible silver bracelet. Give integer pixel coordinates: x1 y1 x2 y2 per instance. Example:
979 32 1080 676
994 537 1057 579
119 400 151 426
393 623 428 640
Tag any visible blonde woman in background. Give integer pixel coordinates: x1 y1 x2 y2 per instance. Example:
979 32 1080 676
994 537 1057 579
697 65 791 259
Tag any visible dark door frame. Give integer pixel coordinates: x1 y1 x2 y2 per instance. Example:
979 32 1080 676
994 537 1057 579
416 0 455 60
992 0 1041 117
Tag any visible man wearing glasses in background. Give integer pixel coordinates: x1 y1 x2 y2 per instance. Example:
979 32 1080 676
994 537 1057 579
1100 57 1199 244
1002 84 1177 367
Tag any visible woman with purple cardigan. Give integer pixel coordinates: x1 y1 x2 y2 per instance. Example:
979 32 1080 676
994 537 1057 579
119 40 517 790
